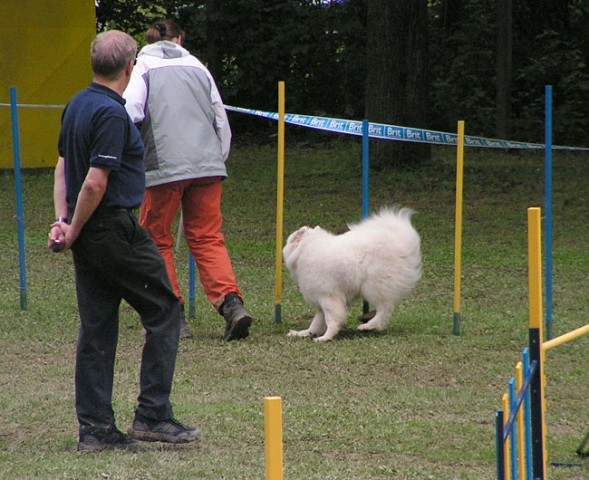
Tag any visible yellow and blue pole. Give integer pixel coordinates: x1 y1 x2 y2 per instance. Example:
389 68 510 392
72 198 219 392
453 120 465 335
527 207 546 479
274 81 285 323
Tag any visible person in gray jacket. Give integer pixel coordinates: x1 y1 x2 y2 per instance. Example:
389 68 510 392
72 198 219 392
124 19 252 341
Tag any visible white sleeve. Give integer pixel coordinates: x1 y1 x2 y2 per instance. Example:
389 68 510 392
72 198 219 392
123 66 147 123
213 99 232 162
209 77 232 162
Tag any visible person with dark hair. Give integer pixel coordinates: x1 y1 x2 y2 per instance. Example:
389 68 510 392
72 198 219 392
48 29 200 453
145 19 182 44
124 19 252 341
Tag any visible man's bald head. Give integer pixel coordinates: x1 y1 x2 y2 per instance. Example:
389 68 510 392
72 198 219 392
90 30 137 80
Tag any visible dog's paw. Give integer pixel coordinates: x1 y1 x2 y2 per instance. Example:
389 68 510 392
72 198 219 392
287 329 312 338
313 335 334 342
357 322 376 331
357 321 387 332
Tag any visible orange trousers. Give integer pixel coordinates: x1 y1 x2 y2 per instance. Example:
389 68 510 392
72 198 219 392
139 177 242 310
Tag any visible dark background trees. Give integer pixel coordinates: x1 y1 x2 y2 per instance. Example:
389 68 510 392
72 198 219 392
428 0 589 146
495 0 512 139
96 0 589 168
365 0 430 168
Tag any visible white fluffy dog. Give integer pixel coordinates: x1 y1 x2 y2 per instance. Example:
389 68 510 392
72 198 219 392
283 207 421 341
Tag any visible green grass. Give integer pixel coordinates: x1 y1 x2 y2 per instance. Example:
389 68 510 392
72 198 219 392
2 141 589 479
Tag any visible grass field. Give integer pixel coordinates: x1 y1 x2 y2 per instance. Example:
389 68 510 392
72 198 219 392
2 140 589 479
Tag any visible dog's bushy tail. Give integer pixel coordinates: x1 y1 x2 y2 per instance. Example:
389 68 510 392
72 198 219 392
379 206 416 222
348 206 417 231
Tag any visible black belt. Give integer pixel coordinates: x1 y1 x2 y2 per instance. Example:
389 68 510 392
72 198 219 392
94 206 137 215
69 205 137 218
104 207 136 213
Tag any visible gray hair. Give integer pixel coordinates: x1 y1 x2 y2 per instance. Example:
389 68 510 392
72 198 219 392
90 30 137 80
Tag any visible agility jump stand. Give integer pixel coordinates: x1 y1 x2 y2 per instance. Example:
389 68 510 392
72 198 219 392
495 347 538 480
496 207 547 480
496 206 589 479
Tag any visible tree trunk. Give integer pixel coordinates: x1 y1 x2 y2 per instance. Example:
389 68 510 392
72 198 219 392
365 0 430 169
206 0 223 80
495 0 512 139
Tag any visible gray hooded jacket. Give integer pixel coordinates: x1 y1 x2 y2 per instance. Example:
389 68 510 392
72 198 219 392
124 41 231 187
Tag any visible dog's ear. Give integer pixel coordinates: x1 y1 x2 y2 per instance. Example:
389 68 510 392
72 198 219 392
287 226 310 247
283 226 311 264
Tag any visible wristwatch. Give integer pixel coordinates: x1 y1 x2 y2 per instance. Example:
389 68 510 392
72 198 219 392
55 217 69 224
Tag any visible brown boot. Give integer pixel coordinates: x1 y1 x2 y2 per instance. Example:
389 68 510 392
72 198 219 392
221 293 252 341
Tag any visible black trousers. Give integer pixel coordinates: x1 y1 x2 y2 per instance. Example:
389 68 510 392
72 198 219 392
71 209 181 431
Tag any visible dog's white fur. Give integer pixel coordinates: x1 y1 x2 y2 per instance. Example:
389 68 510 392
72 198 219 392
283 207 421 341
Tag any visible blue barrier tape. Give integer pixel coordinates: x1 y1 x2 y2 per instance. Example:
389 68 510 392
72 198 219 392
0 103 64 109
225 105 589 151
3 101 588 151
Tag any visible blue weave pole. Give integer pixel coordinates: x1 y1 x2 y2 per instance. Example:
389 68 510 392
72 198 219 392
508 378 518 479
544 85 553 340
10 87 27 311
188 253 196 319
362 119 369 220
362 119 370 315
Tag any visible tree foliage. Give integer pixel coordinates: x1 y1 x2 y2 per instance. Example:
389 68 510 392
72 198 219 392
178 1 367 121
96 0 589 147
429 0 589 145
96 0 169 41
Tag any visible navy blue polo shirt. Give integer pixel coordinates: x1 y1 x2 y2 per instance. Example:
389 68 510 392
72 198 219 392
58 82 145 209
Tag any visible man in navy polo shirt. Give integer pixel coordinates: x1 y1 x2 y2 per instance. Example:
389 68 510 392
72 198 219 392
48 30 200 453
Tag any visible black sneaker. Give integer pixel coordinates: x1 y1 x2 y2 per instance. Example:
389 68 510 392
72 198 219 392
221 293 252 341
128 414 200 444
77 426 136 453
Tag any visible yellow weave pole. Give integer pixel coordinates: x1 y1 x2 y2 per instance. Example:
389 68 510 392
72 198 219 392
527 207 547 478
264 396 284 480
502 393 511 480
274 81 285 323
528 207 543 334
453 120 465 335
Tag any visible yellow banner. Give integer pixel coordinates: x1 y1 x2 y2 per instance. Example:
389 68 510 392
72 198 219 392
0 0 95 169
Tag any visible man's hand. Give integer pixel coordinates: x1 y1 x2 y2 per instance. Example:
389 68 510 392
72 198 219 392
48 222 68 253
